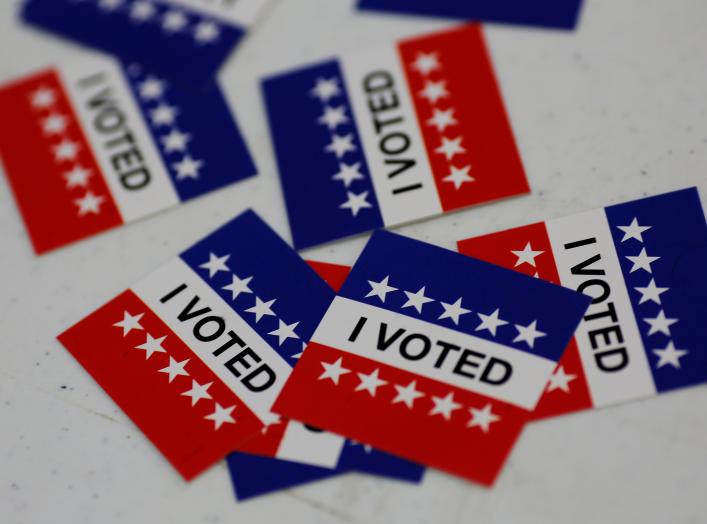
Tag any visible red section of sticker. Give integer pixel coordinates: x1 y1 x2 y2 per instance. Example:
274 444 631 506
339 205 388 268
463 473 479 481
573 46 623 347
306 260 351 292
0 69 121 254
398 24 529 211
58 289 263 480
458 223 593 418
274 342 526 486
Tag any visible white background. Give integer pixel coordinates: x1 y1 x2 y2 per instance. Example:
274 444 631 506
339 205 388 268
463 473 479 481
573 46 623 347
1 0 706 522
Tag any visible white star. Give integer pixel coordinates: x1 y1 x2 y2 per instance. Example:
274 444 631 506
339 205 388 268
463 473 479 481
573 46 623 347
626 248 660 274
546 366 576 393
429 391 462 421
354 368 388 397
653 341 688 369
42 113 68 135
53 139 80 161
74 191 105 216
617 217 651 243
98 0 124 12
511 242 544 268
435 136 465 161
419 80 448 103
173 155 203 180
63 166 92 189
194 21 220 44
427 108 457 132
438 298 470 325
260 412 282 429
150 103 178 126
318 357 350 385
30 87 56 109
162 10 188 33
349 440 373 453
391 380 424 408
113 310 144 336
245 297 277 323
366 276 397 303
634 278 669 305
181 380 212 406
268 320 300 346
291 341 307 360
467 403 501 433
443 164 473 190
310 77 341 102
204 403 236 430
318 105 348 130
158 357 190 383
332 162 364 187
325 133 356 158
138 76 165 100
643 310 678 336
513 320 546 349
130 0 155 21
134 333 167 359
339 190 372 217
199 252 230 278
475 308 509 337
160 129 191 153
412 52 440 76
402 286 434 314
222 273 253 301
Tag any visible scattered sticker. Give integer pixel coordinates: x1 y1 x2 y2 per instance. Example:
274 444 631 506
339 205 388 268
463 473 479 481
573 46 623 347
0 55 255 254
458 188 707 419
273 230 589 485
262 24 528 249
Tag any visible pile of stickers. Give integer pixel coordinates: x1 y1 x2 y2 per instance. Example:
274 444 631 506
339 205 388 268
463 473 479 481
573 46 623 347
1 0 705 503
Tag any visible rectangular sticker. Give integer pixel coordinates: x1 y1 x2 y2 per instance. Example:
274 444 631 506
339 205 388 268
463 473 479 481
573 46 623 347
262 24 528 249
0 55 255 254
458 188 707 419
273 230 589 485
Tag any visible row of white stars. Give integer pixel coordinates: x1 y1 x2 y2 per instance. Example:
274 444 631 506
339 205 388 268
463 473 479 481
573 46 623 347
318 357 501 433
411 51 473 191
113 310 236 429
76 0 221 44
365 275 547 349
199 252 303 349
310 77 373 217
30 86 107 216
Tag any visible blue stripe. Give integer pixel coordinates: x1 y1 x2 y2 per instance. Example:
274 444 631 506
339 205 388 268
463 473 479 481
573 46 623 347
120 63 256 201
23 0 244 88
262 59 384 250
356 0 583 30
179 210 335 365
604 188 707 393
339 230 590 363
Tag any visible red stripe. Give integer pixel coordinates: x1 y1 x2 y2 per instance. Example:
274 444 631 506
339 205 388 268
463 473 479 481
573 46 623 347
458 222 593 418
0 69 121 254
274 342 528 485
398 24 529 211
306 260 351 292
58 289 263 480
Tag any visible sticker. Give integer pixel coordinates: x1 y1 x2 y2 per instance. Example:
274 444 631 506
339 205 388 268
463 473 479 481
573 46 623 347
58 210 332 480
273 230 589 485
356 0 584 30
458 188 707 419
0 56 255 254
227 261 423 500
22 0 269 88
262 24 528 249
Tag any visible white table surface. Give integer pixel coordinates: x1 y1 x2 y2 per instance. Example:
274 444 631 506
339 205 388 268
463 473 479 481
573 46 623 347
1 0 706 523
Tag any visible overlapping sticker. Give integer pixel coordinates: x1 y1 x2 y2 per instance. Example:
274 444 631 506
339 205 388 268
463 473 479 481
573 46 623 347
228 261 423 501
458 188 707 419
273 230 589 485
356 0 584 30
0 55 255 254
58 210 333 480
262 24 528 249
22 0 269 88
